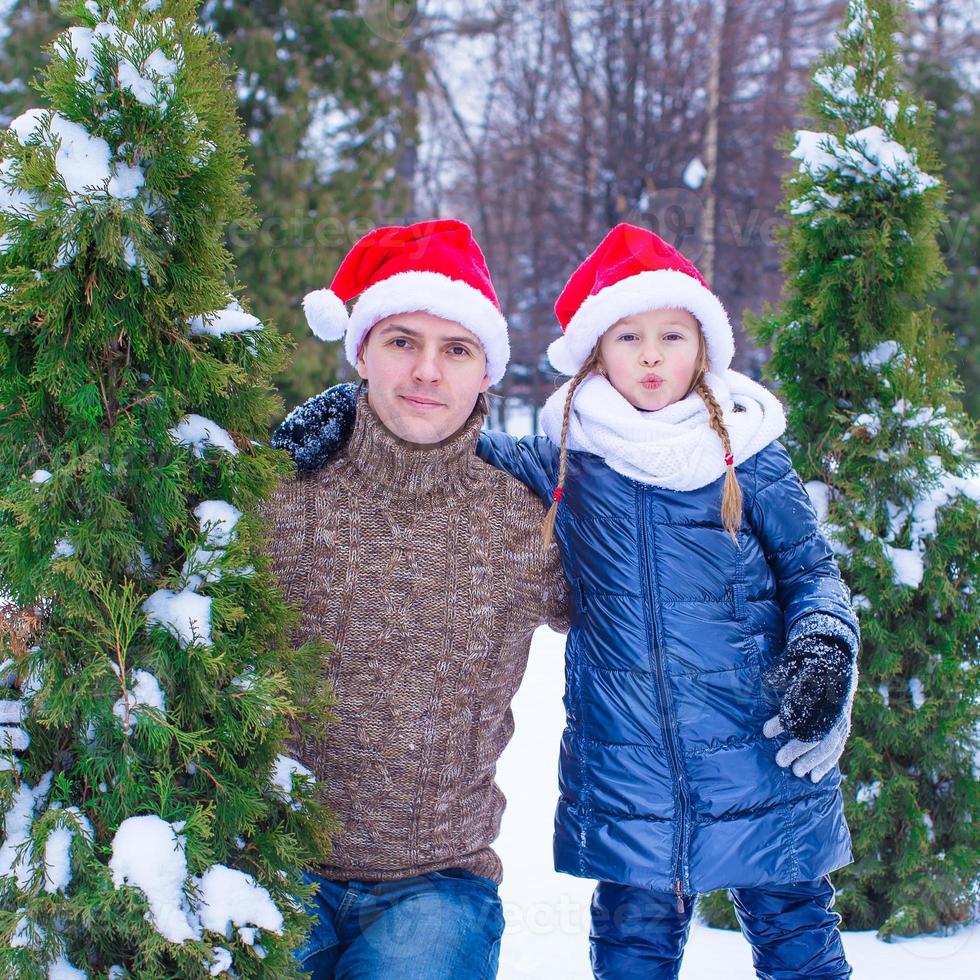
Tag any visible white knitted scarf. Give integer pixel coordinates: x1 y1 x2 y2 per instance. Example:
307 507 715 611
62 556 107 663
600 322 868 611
540 370 787 491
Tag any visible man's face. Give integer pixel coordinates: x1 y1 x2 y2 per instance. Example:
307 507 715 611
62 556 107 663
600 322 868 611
356 310 490 444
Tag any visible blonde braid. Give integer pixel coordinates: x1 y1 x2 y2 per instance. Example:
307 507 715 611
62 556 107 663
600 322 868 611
541 348 602 551
695 375 743 542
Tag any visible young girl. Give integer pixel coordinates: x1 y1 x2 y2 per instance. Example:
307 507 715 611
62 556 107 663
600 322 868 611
475 224 859 978
281 223 859 978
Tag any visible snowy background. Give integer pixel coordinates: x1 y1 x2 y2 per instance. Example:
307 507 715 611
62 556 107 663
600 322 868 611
495 626 980 979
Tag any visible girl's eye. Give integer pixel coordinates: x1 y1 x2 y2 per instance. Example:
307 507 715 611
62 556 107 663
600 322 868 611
663 332 685 342
618 333 639 342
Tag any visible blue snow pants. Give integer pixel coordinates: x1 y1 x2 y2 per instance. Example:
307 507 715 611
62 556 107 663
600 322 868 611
590 875 851 979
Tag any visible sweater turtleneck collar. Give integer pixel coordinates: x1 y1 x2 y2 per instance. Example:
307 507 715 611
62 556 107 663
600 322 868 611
341 388 487 501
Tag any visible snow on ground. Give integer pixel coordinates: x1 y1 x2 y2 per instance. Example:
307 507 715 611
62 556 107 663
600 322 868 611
495 626 980 978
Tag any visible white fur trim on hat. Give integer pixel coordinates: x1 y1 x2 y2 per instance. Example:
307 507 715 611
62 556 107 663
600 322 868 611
303 288 350 342
548 269 734 376
547 335 581 377
344 270 511 386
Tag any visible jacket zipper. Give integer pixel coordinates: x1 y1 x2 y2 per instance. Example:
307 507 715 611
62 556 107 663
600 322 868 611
638 490 690 911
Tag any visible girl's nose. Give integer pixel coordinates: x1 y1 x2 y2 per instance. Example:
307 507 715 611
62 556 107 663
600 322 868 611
640 345 663 367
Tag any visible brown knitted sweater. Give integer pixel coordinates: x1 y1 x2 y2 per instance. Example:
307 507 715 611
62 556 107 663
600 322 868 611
259 394 568 883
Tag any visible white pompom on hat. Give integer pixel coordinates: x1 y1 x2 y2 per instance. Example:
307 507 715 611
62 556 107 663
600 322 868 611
302 219 511 386
549 223 734 376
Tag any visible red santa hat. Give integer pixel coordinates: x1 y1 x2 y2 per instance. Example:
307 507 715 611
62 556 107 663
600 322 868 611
303 219 510 385
548 223 734 377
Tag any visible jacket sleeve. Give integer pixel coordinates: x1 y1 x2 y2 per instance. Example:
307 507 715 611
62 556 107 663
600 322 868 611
746 442 859 654
476 431 560 507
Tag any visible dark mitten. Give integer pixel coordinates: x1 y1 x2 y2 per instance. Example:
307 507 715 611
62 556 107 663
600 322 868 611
271 382 359 472
763 635 853 743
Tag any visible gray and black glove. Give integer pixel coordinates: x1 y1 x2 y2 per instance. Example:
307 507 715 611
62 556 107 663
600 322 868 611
762 632 857 783
763 634 852 743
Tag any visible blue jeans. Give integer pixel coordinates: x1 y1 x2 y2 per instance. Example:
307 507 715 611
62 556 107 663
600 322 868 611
590 875 851 979
296 868 505 979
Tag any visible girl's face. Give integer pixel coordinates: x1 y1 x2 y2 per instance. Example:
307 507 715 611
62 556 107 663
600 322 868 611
597 308 702 411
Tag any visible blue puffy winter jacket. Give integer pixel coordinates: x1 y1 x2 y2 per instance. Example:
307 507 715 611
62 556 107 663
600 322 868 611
477 432 858 898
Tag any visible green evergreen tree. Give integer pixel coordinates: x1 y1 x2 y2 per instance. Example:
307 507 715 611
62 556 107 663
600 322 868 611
0 2 334 975
0 1 71 124
748 0 978 938
201 1 420 413
909 59 979 420
1 1 421 414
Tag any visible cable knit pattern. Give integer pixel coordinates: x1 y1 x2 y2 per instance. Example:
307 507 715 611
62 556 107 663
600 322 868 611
258 393 568 883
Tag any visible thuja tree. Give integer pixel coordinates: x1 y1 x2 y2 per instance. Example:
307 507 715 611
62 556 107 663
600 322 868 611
739 0 976 939
0 1 334 976
910 58 979 421
0 1 421 415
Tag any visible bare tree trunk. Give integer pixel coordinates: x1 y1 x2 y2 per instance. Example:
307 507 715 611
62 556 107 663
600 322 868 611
931 0 946 61
701 0 727 285
393 49 422 223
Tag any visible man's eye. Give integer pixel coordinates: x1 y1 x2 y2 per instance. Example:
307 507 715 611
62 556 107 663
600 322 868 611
449 346 470 357
390 338 412 349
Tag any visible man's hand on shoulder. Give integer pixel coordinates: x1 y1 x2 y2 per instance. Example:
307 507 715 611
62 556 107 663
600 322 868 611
271 383 359 472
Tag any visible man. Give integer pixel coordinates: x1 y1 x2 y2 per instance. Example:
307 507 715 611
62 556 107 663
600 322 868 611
260 220 568 979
